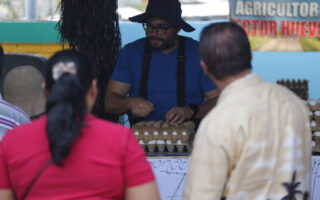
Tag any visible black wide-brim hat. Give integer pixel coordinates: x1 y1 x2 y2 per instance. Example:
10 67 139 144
129 0 195 32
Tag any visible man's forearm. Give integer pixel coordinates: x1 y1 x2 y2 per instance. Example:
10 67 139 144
105 93 131 115
196 97 218 119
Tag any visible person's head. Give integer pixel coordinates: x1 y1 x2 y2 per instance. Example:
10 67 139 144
3 65 46 119
129 0 195 50
144 18 180 50
46 49 97 166
199 22 252 81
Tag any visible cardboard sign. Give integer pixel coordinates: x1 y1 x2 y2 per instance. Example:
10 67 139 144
148 157 189 200
311 156 320 200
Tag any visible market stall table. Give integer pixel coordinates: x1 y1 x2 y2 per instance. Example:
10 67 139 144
148 156 320 200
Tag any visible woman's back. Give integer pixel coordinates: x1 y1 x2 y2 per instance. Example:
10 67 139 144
0 115 154 199
0 50 160 200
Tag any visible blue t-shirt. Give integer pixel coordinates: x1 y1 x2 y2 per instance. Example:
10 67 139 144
111 37 217 121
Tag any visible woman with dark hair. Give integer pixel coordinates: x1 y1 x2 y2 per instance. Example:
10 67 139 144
0 50 160 200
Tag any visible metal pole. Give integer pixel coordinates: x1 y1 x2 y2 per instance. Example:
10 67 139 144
49 0 53 16
25 0 38 20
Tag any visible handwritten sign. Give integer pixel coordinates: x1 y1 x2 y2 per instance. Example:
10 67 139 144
311 156 320 200
148 157 189 200
149 156 320 200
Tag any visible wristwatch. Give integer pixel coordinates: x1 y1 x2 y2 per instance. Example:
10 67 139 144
188 104 199 119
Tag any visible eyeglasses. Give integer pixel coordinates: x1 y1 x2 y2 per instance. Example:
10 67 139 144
142 23 171 35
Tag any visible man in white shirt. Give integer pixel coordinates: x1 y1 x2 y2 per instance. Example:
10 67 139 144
183 22 311 200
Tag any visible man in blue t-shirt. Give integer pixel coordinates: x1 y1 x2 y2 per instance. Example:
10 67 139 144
105 0 219 125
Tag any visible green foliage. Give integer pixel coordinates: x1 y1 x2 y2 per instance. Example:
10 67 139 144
126 2 146 12
248 36 273 50
300 38 320 51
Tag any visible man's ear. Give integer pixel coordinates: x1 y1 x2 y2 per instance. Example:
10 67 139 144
174 28 181 35
42 82 50 99
86 79 98 113
89 79 98 100
200 60 209 75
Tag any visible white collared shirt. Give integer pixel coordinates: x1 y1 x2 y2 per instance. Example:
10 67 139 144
184 74 311 200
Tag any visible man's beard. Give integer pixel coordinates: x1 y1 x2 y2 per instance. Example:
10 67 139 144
147 35 177 51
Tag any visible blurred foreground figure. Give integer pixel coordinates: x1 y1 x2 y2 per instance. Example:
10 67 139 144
0 50 160 200
183 22 311 200
3 65 46 120
0 44 30 141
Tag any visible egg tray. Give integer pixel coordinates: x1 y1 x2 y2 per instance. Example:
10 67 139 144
132 120 196 156
307 99 320 112
312 133 320 154
308 99 320 155
277 79 309 100
142 141 193 156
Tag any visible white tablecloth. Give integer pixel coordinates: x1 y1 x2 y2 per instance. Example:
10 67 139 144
148 156 320 200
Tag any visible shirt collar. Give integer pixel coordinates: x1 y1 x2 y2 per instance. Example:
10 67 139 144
217 73 262 105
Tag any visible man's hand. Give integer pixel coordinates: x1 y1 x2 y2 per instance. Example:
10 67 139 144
166 106 193 125
129 97 154 118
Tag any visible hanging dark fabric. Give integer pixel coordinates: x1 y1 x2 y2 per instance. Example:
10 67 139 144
176 36 186 106
139 40 152 99
129 36 186 125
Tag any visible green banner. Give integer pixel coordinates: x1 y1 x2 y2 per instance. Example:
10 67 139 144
0 21 60 44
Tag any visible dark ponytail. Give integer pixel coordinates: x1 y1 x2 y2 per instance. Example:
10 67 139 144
46 50 93 166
